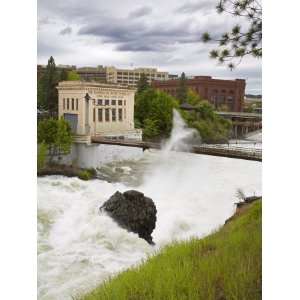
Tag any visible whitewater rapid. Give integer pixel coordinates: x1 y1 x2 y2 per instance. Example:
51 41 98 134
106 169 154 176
38 111 262 300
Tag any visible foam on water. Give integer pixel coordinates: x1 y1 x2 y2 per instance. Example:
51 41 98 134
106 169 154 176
38 111 261 299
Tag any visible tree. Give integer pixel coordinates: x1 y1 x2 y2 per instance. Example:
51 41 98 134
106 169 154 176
67 70 81 81
135 88 179 140
37 79 45 109
186 89 203 106
38 118 72 162
176 72 188 103
142 119 160 140
55 118 73 154
38 56 60 116
60 68 69 81
137 73 149 94
202 0 262 69
182 100 232 143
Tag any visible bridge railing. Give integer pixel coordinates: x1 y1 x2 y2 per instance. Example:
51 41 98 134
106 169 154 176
194 144 262 159
91 136 262 161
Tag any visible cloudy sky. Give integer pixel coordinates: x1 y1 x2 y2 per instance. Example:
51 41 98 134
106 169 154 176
38 0 261 94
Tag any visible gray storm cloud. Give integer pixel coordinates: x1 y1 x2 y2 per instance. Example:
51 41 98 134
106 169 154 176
59 26 72 35
37 0 262 93
128 6 152 18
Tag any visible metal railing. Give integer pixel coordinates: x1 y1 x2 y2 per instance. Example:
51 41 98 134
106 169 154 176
91 136 262 161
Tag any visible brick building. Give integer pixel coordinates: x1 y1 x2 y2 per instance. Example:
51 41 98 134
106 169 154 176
152 76 246 112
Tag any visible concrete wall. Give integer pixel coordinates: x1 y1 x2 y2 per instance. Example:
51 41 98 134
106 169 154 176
52 143 143 169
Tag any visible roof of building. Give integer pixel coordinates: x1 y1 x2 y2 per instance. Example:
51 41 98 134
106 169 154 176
216 111 262 118
57 81 136 91
152 76 246 86
180 102 195 110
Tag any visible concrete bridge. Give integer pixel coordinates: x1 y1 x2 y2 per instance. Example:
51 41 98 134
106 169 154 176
179 104 262 138
91 136 262 162
215 111 262 138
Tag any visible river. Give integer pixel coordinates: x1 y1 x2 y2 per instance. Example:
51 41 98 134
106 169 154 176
37 112 262 300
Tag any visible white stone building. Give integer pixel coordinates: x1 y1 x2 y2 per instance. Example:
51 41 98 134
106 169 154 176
57 81 142 140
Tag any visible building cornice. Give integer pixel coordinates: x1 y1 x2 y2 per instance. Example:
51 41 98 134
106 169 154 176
57 81 136 92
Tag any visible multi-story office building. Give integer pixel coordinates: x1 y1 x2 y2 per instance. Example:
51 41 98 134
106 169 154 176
76 66 107 82
105 66 171 87
38 64 177 86
152 76 246 112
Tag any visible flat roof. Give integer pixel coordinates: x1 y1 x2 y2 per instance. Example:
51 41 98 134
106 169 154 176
216 111 262 118
57 81 136 90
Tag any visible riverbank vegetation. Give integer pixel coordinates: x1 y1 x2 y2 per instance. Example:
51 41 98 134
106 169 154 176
182 93 232 143
135 76 232 143
37 163 97 180
37 118 73 171
135 87 179 140
81 200 261 300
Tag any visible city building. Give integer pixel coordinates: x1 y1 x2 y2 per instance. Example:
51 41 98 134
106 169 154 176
37 64 76 79
76 65 107 82
77 66 175 86
105 66 171 86
57 81 141 140
38 64 177 85
152 76 246 112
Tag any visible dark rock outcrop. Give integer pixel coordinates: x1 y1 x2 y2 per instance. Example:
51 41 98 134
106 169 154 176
100 190 157 245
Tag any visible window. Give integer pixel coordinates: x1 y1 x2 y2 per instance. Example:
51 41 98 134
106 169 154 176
105 99 109 106
112 108 116 121
67 98 70 110
118 108 123 121
72 98 74 110
111 100 116 105
118 100 122 106
93 108 95 122
98 108 103 122
105 108 110 121
63 98 65 110
124 100 126 106
76 98 78 110
98 99 103 106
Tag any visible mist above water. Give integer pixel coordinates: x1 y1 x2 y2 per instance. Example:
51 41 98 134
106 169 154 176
37 110 261 300
163 110 200 152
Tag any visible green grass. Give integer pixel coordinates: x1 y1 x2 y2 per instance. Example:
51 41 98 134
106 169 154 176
81 200 261 300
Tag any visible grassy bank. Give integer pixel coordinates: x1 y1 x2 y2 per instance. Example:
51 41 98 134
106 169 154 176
37 163 97 181
81 200 261 300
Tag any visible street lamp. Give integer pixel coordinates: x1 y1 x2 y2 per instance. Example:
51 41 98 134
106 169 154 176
84 93 91 101
84 93 91 135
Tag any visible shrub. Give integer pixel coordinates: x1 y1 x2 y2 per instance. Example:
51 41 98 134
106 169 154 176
38 118 72 162
181 101 232 143
86 168 97 177
78 170 92 181
37 142 48 171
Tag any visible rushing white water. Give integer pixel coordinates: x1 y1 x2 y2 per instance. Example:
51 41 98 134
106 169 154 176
163 110 200 152
38 111 261 300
